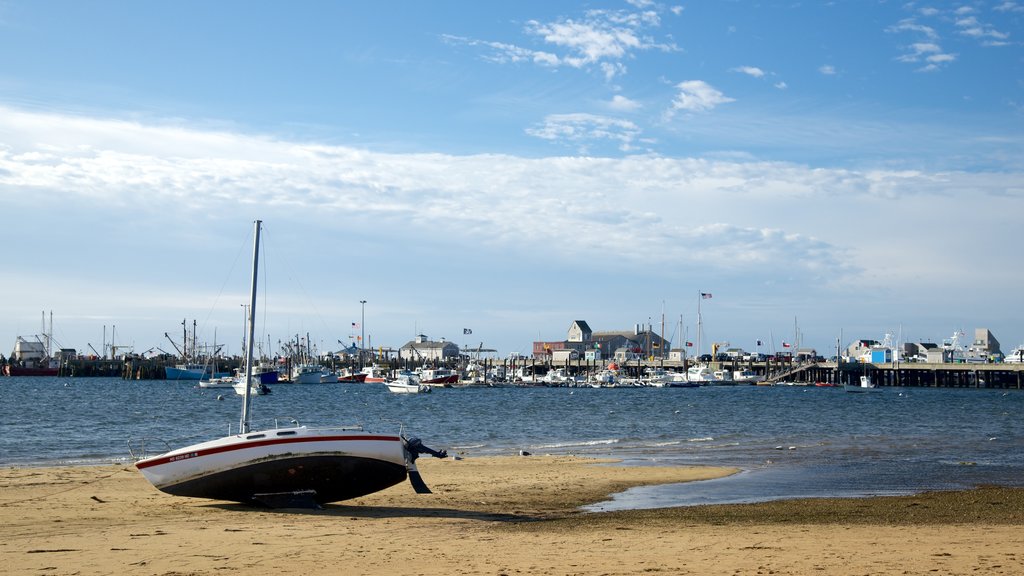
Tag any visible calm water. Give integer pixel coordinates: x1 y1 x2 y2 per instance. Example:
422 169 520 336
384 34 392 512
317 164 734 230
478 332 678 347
3 377 1023 509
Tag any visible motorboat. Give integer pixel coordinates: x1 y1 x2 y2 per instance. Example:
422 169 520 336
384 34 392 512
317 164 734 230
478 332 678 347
360 364 388 383
845 375 882 393
1004 346 1024 364
733 369 765 384
417 367 459 385
385 372 431 394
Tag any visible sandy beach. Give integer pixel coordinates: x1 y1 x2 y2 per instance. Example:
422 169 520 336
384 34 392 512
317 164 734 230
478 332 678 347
2 456 1023 575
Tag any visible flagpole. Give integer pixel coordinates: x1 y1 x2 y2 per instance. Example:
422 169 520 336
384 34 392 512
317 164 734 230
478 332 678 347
697 291 702 360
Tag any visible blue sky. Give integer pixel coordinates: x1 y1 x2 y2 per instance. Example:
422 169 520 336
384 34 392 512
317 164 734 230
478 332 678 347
1 0 1022 359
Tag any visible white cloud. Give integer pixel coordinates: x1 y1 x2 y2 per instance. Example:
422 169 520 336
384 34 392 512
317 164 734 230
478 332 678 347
444 6 678 81
887 19 956 72
666 80 734 117
955 15 1010 44
732 66 765 78
607 95 642 111
1 105 1022 352
886 19 939 40
525 113 642 152
818 65 837 75
995 1 1024 12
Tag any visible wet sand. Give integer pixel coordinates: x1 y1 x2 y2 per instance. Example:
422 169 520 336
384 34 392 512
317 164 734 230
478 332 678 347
2 456 1022 575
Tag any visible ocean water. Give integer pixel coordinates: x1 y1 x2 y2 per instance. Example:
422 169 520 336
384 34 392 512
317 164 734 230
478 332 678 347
2 377 1023 509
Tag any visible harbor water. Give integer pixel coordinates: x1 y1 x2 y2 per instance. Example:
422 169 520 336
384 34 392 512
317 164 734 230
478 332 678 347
2 377 1023 510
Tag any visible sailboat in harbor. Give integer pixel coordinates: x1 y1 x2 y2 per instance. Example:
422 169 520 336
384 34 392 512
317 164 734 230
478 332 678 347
132 220 447 508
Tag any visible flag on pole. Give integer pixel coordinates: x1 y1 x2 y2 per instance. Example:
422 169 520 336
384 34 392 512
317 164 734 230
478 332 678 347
685 341 693 347
463 328 472 335
756 339 763 346
352 322 359 328
701 292 712 299
782 342 791 348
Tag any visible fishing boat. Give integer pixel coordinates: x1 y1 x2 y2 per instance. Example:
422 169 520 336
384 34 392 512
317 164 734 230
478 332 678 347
360 364 388 383
336 368 368 383
417 366 459 385
132 221 446 508
6 327 60 376
291 363 327 384
385 372 431 394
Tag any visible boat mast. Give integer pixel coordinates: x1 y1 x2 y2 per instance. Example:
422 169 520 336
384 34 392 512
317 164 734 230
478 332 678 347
240 220 262 434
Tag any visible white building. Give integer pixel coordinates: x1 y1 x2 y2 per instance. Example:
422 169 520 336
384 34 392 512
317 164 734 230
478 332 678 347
398 334 460 362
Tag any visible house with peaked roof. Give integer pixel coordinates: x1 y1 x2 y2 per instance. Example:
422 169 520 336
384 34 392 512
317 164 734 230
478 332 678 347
567 320 592 343
399 334 460 362
532 320 669 361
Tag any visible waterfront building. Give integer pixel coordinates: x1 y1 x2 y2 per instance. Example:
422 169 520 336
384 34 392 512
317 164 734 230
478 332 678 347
398 334 460 362
533 320 668 362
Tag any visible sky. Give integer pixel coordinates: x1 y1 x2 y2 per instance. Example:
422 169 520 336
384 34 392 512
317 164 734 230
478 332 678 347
1 0 1022 360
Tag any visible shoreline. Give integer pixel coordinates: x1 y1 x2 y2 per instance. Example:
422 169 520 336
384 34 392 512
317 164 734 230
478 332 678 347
3 456 1023 575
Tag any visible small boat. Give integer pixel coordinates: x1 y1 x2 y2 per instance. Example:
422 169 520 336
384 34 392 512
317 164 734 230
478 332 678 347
845 375 882 393
198 375 237 389
385 372 431 394
685 364 719 383
336 368 368 383
132 221 446 507
417 367 459 385
733 369 766 384
233 376 272 396
1004 345 1024 364
360 364 388 383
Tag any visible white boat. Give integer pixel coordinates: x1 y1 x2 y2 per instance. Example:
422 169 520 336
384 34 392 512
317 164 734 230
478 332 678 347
232 375 271 396
132 220 446 508
845 374 882 393
291 364 326 384
417 367 459 385
541 368 573 385
360 364 389 383
385 372 431 394
198 376 237 389
685 364 719 383
640 367 669 387
1004 345 1024 364
733 369 765 384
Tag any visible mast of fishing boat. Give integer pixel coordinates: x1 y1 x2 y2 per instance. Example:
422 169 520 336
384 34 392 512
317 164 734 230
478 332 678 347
240 219 262 434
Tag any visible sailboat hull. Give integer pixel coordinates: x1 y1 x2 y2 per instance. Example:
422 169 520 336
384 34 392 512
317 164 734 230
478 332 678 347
135 427 410 505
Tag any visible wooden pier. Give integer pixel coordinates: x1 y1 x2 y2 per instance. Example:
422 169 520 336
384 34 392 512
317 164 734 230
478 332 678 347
12 354 1024 389
765 361 1024 389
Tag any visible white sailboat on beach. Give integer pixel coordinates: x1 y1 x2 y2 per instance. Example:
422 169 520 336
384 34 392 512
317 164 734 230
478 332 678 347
132 220 447 508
